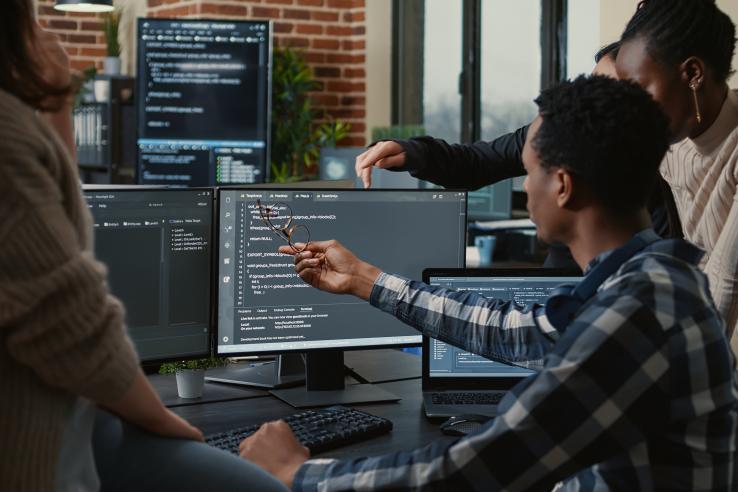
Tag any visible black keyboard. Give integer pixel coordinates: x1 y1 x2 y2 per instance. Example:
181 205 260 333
205 406 393 455
431 391 505 405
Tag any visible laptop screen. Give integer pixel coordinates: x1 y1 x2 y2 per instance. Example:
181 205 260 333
427 274 581 379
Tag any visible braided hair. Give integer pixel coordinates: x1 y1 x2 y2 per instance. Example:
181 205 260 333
620 0 736 82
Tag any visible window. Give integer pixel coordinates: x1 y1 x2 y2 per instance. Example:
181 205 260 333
480 0 541 142
423 0 463 143
566 0 601 78
392 0 568 218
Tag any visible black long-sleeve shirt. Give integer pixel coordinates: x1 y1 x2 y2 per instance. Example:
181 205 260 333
395 127 528 191
390 127 682 269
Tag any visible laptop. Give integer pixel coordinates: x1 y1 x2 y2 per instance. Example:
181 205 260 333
421 268 582 418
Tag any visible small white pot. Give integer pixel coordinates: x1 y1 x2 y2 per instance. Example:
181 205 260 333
175 369 205 399
103 56 121 76
93 79 110 102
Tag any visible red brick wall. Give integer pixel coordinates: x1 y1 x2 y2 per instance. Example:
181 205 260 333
147 0 367 146
38 0 368 147
36 0 107 71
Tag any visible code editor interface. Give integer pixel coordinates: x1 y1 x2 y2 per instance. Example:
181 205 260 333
86 189 212 361
136 19 270 186
217 189 467 353
427 276 581 378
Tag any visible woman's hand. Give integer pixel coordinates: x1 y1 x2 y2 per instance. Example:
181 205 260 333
278 240 382 300
104 369 204 442
144 408 204 442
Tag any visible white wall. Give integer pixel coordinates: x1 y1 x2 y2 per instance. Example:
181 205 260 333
365 0 392 143
599 0 738 88
598 0 638 47
717 0 738 88
117 0 147 76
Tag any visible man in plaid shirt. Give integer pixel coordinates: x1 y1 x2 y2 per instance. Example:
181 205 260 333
240 76 738 491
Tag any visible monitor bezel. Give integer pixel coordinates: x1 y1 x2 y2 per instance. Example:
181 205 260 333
135 18 273 186
83 185 216 364
214 187 469 357
421 268 582 391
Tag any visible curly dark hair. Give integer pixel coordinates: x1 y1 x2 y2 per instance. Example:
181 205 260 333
620 0 736 82
533 75 670 217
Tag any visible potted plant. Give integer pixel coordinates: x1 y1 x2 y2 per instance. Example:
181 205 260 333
102 10 121 75
270 47 350 182
73 66 98 106
371 125 426 142
159 357 228 399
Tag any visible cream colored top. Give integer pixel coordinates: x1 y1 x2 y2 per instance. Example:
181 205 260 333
661 89 738 347
0 89 139 491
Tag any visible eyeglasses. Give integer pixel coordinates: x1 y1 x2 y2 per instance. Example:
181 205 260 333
256 199 310 253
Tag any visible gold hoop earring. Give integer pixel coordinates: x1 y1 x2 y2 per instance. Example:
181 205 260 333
690 81 702 124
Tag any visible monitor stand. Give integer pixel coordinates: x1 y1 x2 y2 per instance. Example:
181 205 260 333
270 350 401 408
205 353 305 389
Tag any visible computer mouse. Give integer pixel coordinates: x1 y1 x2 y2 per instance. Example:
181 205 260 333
439 414 493 436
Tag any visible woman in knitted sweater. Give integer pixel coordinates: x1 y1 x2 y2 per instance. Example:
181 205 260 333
615 0 738 353
0 2 286 490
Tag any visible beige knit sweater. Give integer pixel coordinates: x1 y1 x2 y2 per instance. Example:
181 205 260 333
0 89 139 491
661 89 738 353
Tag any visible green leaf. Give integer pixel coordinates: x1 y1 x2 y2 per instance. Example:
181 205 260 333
158 357 228 374
270 46 354 182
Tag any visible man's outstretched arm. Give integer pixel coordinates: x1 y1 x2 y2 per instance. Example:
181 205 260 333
281 240 560 368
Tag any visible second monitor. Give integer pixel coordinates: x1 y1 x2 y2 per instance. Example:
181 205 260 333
216 188 467 406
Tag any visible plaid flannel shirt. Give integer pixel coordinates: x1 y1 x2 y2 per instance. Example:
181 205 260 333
293 231 738 491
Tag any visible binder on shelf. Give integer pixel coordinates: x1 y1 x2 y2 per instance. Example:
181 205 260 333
74 76 135 184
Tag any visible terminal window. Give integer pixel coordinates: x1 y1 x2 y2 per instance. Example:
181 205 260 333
137 19 271 186
217 190 467 354
85 189 213 361
427 276 581 377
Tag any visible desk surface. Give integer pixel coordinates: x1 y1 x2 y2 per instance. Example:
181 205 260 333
150 370 267 407
160 350 457 460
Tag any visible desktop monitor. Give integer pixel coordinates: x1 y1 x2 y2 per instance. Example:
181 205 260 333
216 188 467 406
84 187 213 362
423 181 512 222
467 181 513 221
136 18 271 186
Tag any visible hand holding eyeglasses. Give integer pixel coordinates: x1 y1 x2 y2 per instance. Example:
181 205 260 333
278 240 381 301
257 199 310 253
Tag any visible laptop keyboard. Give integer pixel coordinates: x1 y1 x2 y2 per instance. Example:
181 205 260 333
431 391 505 405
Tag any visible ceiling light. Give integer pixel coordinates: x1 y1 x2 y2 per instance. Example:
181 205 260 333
54 0 114 13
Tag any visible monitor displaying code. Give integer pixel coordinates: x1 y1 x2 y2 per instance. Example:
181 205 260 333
137 19 271 186
217 189 468 354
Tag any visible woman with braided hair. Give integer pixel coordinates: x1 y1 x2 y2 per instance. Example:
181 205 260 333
616 0 738 353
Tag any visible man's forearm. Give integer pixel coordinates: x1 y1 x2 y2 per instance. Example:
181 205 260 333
349 261 382 300
368 273 556 369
